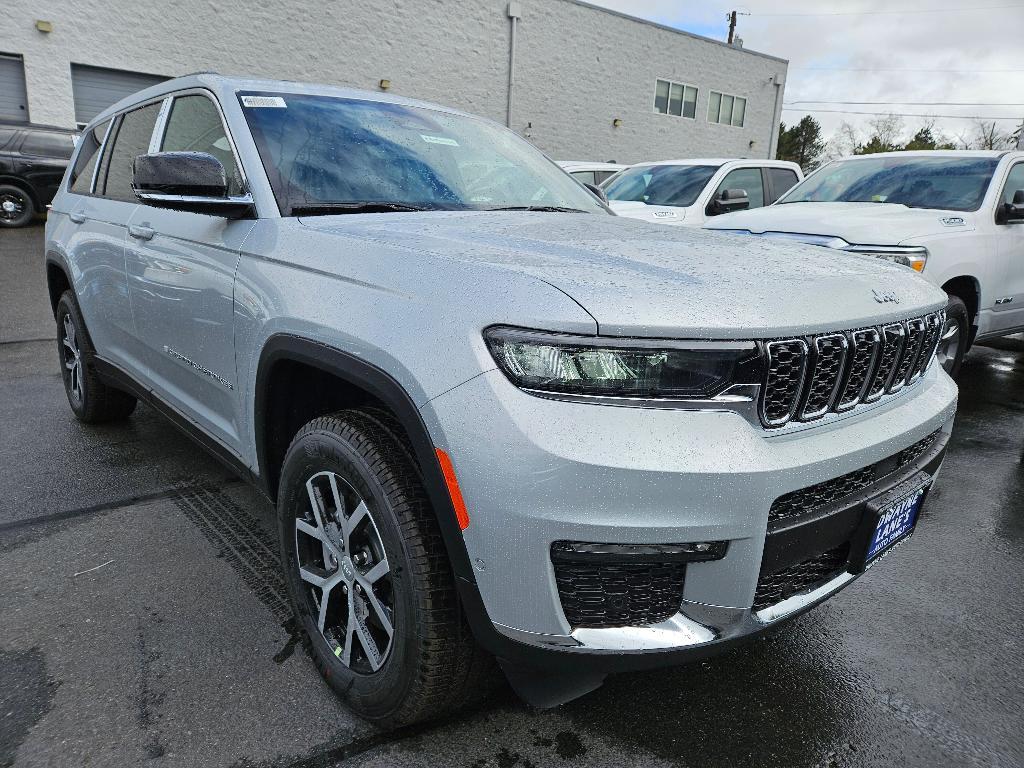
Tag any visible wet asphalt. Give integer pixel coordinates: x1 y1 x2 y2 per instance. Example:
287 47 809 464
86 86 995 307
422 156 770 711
1 222 1023 768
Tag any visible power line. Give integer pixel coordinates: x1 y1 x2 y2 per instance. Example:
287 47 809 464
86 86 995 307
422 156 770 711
787 101 1024 107
790 67 1023 73
752 3 1023 16
781 107 1021 119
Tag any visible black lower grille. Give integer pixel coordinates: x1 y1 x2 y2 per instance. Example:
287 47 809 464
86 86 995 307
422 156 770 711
752 543 850 611
552 559 686 629
768 429 942 524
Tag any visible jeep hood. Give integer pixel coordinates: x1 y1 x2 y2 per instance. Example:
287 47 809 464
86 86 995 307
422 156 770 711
300 211 946 339
705 201 975 244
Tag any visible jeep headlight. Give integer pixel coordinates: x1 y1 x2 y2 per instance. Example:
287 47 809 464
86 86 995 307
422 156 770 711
847 246 928 273
484 326 762 400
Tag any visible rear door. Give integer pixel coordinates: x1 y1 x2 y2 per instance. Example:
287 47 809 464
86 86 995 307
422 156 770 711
125 90 253 452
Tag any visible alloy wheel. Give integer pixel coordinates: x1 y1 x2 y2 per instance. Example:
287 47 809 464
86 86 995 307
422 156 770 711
0 191 27 223
61 314 84 404
294 470 395 672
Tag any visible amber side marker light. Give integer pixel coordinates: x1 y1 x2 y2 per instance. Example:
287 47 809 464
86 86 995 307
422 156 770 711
435 448 470 530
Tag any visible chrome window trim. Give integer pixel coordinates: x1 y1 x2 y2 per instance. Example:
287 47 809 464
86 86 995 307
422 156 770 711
147 97 173 154
87 117 115 194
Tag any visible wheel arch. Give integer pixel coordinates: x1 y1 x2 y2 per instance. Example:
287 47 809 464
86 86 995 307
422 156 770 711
45 256 73 318
941 275 980 344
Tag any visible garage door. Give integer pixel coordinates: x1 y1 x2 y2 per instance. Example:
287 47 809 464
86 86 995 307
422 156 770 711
0 54 29 123
70 64 167 126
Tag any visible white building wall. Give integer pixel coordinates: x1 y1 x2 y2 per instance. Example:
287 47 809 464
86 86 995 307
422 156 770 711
2 0 786 160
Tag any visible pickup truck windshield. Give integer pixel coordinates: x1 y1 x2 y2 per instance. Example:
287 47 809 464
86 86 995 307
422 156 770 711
237 92 606 216
603 164 720 207
778 156 999 212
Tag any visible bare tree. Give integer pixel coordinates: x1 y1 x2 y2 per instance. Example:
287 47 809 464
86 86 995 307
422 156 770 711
975 120 1011 150
825 121 860 160
950 127 975 150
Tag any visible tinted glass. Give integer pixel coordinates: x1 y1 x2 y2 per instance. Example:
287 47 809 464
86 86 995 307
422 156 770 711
0 127 18 149
161 95 244 195
571 170 597 185
101 102 161 202
768 167 799 202
654 80 669 114
715 168 764 209
1002 163 1024 205
780 156 999 212
604 164 720 207
595 170 618 184
21 131 76 159
240 92 606 215
69 119 111 193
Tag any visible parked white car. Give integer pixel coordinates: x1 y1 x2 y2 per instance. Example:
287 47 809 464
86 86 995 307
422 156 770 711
705 150 1024 377
556 160 626 187
604 159 803 226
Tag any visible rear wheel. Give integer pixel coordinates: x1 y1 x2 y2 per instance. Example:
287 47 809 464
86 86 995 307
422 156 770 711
937 295 969 379
56 292 137 422
0 184 34 228
277 410 495 727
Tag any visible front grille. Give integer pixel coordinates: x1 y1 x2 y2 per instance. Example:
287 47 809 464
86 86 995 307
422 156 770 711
752 543 850 611
768 428 942 524
759 311 944 428
551 558 686 629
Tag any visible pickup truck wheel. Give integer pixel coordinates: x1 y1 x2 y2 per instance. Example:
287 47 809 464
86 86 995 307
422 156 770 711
55 292 138 422
0 184 34 228
277 410 495 727
938 295 969 379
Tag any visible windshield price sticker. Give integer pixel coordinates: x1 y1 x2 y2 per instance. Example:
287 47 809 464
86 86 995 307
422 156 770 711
241 96 287 108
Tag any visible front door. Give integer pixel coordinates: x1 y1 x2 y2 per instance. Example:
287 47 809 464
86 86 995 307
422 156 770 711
991 161 1024 333
125 92 253 452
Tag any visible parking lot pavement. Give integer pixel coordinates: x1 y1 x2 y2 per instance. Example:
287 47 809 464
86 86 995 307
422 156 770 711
2 223 1023 768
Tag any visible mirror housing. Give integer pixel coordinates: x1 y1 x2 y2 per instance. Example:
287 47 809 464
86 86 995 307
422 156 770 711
709 188 750 216
584 181 608 204
997 189 1024 224
132 151 253 218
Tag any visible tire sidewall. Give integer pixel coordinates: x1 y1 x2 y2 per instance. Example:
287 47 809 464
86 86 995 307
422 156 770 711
56 294 89 418
943 295 970 379
277 423 422 719
0 185 34 228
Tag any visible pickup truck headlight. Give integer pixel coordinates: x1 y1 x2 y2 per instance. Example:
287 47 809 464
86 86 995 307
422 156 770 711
484 326 762 399
847 246 928 273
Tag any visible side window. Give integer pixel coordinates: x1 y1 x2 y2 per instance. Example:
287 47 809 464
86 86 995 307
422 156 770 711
160 95 244 196
0 127 19 150
1001 163 1024 206
20 131 76 159
714 168 765 209
69 120 111 193
571 170 597 185
768 168 800 204
101 102 162 203
595 170 618 185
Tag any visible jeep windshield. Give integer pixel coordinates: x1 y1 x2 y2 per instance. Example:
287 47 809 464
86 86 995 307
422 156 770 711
778 155 999 212
237 92 606 216
603 164 720 207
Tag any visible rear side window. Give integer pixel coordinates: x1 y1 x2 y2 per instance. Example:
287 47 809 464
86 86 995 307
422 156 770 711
21 130 76 159
100 102 161 203
0 127 19 149
160 95 244 195
571 170 596 185
768 168 800 203
69 120 111 193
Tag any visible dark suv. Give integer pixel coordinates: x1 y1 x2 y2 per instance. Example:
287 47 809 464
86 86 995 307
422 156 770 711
0 122 79 228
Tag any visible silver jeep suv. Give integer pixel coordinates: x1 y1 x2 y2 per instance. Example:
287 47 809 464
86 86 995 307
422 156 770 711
45 74 957 726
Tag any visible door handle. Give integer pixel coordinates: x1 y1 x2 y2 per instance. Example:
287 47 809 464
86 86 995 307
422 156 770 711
128 225 155 241
69 212 86 223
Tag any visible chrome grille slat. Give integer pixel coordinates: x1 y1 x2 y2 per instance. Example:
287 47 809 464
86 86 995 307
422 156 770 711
758 312 943 429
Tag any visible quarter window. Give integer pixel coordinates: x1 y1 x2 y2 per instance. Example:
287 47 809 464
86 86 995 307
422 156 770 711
100 102 162 202
708 91 747 127
713 168 764 210
160 95 244 196
654 79 697 119
69 120 111 193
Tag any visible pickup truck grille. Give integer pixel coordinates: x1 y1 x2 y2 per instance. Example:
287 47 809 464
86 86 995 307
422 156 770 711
760 311 944 428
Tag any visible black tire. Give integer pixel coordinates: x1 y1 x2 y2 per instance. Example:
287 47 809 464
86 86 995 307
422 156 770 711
938 295 970 380
277 409 496 728
55 291 138 422
0 184 35 228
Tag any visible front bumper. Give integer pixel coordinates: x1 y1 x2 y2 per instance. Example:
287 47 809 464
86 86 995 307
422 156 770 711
420 362 957 670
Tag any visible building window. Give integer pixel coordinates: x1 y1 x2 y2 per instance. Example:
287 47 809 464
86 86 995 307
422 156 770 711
654 79 697 119
708 91 746 127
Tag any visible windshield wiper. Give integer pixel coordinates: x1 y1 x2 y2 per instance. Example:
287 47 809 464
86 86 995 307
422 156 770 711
483 205 590 213
291 202 434 216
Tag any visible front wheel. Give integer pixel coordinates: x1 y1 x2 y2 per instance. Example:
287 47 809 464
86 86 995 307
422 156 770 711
937 295 970 379
276 410 494 727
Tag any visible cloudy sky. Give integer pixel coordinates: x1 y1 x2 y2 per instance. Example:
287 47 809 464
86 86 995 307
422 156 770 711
589 0 1023 147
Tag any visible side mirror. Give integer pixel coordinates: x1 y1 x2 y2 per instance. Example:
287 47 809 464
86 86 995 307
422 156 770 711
997 189 1024 224
584 182 608 204
710 188 750 215
132 151 253 218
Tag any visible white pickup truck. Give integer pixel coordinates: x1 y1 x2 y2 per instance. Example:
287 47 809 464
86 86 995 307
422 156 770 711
706 150 1024 377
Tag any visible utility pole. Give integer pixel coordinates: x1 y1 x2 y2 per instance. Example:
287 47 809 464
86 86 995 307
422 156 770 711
727 11 737 44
